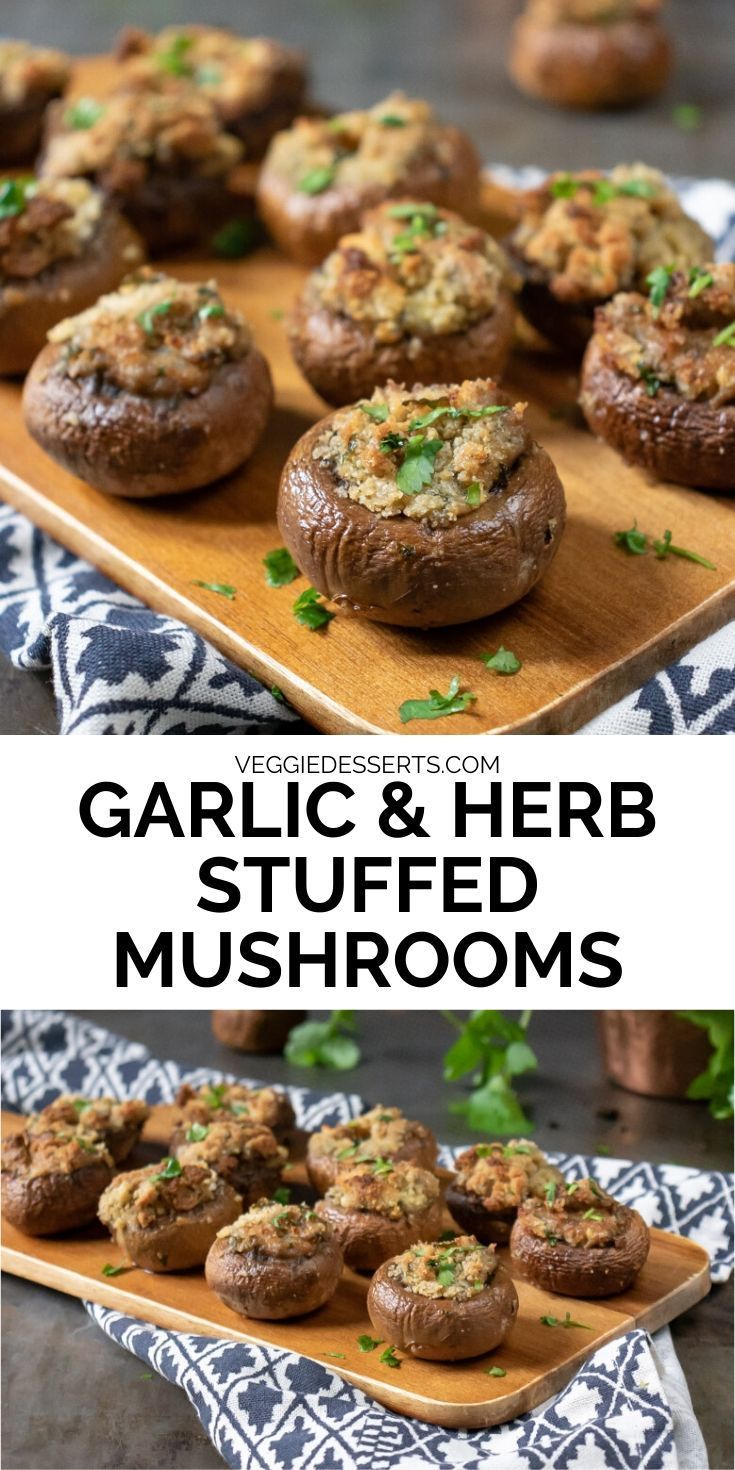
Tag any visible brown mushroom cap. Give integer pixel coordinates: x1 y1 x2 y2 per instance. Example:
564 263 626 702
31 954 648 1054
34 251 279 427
206 1226 343 1319
98 1162 242 1272
367 1256 518 1361
510 1194 651 1296
211 1011 307 1054
306 1107 438 1196
507 11 672 110
1 1126 115 1236
22 343 273 497
580 334 735 490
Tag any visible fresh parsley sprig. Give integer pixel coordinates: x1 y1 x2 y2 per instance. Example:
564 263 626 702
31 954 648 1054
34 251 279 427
285 1010 360 1071
540 1312 592 1329
293 587 335 630
480 647 522 676
442 1010 536 1135
399 676 476 724
263 548 299 587
614 523 716 569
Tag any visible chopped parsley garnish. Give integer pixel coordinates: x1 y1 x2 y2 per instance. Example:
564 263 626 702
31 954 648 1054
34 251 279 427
273 1186 291 1205
540 1312 592 1329
271 685 285 702
198 302 225 321
196 63 223 86
70 1097 89 1114
637 362 662 396
185 1123 209 1143
76 1136 97 1152
487 1366 507 1377
359 401 389 423
614 521 649 555
337 1141 361 1159
324 1351 346 1359
293 586 335 630
614 522 715 569
203 1083 229 1108
263 547 299 587
436 1266 456 1287
583 1208 604 1220
566 1181 581 1194
358 1334 383 1352
408 404 507 431
379 432 406 454
137 300 174 334
503 1144 532 1156
480 646 522 676
379 1346 402 1368
298 165 336 195
545 1231 559 1245
0 178 33 218
713 321 735 348
101 1262 132 1277
372 1157 394 1177
271 1209 291 1230
192 580 237 600
64 97 105 130
545 1180 557 1206
152 1156 183 1182
439 1229 459 1241
388 201 447 254
399 675 477 724
672 103 702 132
549 173 578 199
653 529 716 568
465 482 482 507
395 433 442 495
211 218 259 258
157 33 195 76
550 174 656 205
380 114 407 127
646 264 674 317
688 266 714 299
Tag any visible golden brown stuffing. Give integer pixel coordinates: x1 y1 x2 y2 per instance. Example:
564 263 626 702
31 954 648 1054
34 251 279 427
309 1105 434 1166
265 93 464 193
98 1160 221 1230
387 1235 499 1300
518 1176 629 1248
41 91 242 189
514 164 711 304
27 1093 149 1137
1 1125 112 1179
115 26 304 121
0 179 130 285
175 1081 288 1134
303 201 515 343
590 263 735 407
322 1160 440 1219
0 40 69 109
453 1139 564 1211
217 1198 331 1259
313 379 529 525
175 1119 287 1177
47 270 251 396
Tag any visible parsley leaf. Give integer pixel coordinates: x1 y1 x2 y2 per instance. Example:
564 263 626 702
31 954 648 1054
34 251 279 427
673 103 702 132
713 321 735 348
157 33 195 75
198 302 225 321
437 1266 456 1287
137 300 173 334
372 1157 394 1177
550 173 579 199
540 1312 592 1329
285 1011 360 1070
185 1123 209 1143
273 1186 291 1205
293 586 335 630
615 524 715 569
545 1180 557 1206
64 97 105 130
399 675 477 724
359 401 389 423
487 1366 507 1377
152 1156 183 1182
583 1208 604 1220
379 1346 402 1369
395 433 442 495
263 547 299 587
357 1334 383 1352
380 114 407 127
211 218 259 258
380 432 406 453
101 1262 132 1277
480 646 522 676
637 361 662 396
271 685 285 702
0 178 33 218
465 482 482 507
688 267 714 299
408 404 507 430
192 580 237 600
614 522 649 555
299 165 336 195
646 264 674 317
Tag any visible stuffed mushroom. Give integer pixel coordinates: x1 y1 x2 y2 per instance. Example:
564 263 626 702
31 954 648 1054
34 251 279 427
1 1123 114 1236
0 176 144 376
288 200 518 405
211 1010 307 1054
257 94 480 266
508 0 672 111
98 1158 242 1272
367 1235 518 1361
447 1139 564 1245
206 1198 343 1319
0 40 70 165
39 90 244 253
315 1158 443 1271
510 1175 650 1296
172 1080 295 1145
510 163 713 355
114 24 307 157
306 1105 438 1196
22 269 273 498
277 378 566 628
173 1118 287 1205
580 263 735 489
27 1093 149 1164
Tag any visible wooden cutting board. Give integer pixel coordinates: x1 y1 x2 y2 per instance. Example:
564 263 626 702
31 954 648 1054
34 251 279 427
0 1107 711 1429
0 56 732 733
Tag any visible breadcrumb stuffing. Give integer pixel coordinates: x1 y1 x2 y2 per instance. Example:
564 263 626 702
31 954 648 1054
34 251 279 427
309 1105 435 1167
217 1198 332 1259
116 26 304 119
322 1159 440 1219
387 1235 499 1300
0 40 69 108
453 1139 564 1212
518 1176 629 1248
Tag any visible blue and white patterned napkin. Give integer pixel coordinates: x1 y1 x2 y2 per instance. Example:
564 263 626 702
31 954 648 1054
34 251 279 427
1 171 733 735
2 1010 732 1469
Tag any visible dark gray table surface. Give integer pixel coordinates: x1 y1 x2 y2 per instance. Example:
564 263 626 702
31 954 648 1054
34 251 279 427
1 0 733 732
2 1009 733 1469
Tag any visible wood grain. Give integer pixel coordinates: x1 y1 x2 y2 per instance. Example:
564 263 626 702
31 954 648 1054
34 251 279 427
0 1107 711 1429
0 56 732 734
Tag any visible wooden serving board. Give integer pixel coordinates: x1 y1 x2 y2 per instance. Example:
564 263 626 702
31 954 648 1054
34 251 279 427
0 1107 711 1429
1 57 733 733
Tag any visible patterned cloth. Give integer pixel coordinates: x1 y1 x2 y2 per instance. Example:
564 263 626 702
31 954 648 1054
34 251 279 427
1 171 734 735
2 1010 732 1469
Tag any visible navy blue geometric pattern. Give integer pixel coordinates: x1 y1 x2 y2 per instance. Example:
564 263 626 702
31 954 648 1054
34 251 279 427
2 1011 732 1468
1 169 733 737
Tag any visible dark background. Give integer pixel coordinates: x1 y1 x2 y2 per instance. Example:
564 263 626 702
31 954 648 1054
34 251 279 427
2 1009 733 1468
1 0 733 733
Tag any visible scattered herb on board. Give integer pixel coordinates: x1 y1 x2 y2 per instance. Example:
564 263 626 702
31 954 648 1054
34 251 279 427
152 1157 183 1182
672 103 702 132
273 1186 291 1205
101 1262 132 1277
270 686 286 703
487 1366 507 1377
263 547 299 587
688 266 714 299
324 1351 346 1359
614 523 716 569
64 97 105 130
357 1334 384 1352
713 321 735 348
270 308 285 320
545 1180 557 1206
646 264 675 317
139 1371 154 1380
211 218 259 258
192 579 237 600
0 178 33 218
442 1010 537 1135
359 401 389 423
185 1123 209 1143
293 586 335 630
399 675 476 724
285 1010 360 1070
138 300 173 334
480 646 522 676
379 1346 402 1369
676 1011 734 1119
298 165 336 195
540 1312 592 1329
